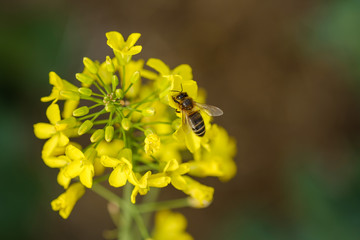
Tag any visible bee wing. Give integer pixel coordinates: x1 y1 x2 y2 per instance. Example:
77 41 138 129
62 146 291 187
195 102 223 117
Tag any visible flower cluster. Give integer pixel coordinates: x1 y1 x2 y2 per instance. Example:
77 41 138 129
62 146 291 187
34 31 236 239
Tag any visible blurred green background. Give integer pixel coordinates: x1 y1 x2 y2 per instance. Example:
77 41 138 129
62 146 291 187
1 0 360 239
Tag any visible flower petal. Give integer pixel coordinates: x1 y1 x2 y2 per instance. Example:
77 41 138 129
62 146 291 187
65 144 85 161
80 164 94 188
46 103 61 124
172 64 193 80
106 31 125 51
63 100 79 118
109 166 127 187
34 123 56 139
41 135 59 158
146 58 170 75
127 45 142 55
49 71 64 89
43 155 70 168
125 33 141 48
100 155 120 168
51 182 85 219
64 159 84 178
58 132 70 147
57 168 72 189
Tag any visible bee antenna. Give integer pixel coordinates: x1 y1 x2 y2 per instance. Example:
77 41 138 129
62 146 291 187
180 84 183 92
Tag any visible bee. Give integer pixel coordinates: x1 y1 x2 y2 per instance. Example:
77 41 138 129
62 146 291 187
172 87 223 137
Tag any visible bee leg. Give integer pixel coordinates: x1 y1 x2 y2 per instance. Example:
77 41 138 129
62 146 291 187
172 96 180 104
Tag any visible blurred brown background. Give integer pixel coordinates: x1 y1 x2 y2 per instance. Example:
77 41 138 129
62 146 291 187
2 0 360 239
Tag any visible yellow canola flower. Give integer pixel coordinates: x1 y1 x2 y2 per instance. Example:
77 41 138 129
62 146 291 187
94 139 125 176
152 210 193 240
144 58 193 101
41 71 78 103
106 31 142 65
131 171 171 204
188 124 237 181
162 160 213 207
59 145 96 188
51 182 85 219
144 133 161 155
34 103 78 166
100 148 138 188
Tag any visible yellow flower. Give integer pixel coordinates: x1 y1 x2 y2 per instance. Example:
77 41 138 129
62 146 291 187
131 171 171 204
34 103 78 166
51 182 85 219
143 59 193 102
62 145 96 188
152 210 193 240
188 125 237 181
145 58 192 82
100 148 138 188
144 133 161 155
106 31 142 65
174 176 214 207
41 71 78 102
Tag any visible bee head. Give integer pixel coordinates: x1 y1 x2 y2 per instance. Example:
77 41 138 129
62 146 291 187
176 92 188 101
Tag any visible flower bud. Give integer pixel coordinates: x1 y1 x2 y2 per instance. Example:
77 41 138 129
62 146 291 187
106 56 115 73
60 90 80 101
75 73 94 85
105 103 115 112
83 57 98 74
90 129 104 143
112 75 119 92
78 120 93 135
78 87 92 96
115 89 124 99
105 126 114 142
121 118 131 131
129 71 140 84
142 107 155 117
73 106 89 117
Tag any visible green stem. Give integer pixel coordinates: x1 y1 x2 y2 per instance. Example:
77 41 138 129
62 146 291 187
123 82 133 95
119 183 132 240
80 95 103 104
89 103 102 109
93 81 107 96
137 198 190 213
134 126 146 132
93 119 109 125
78 109 105 121
142 188 160 229
131 207 150 239
122 65 126 91
134 121 172 127
93 174 110 184
91 183 126 206
97 73 112 93
91 109 107 122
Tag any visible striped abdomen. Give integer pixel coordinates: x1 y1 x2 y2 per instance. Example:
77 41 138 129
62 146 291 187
188 111 205 137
